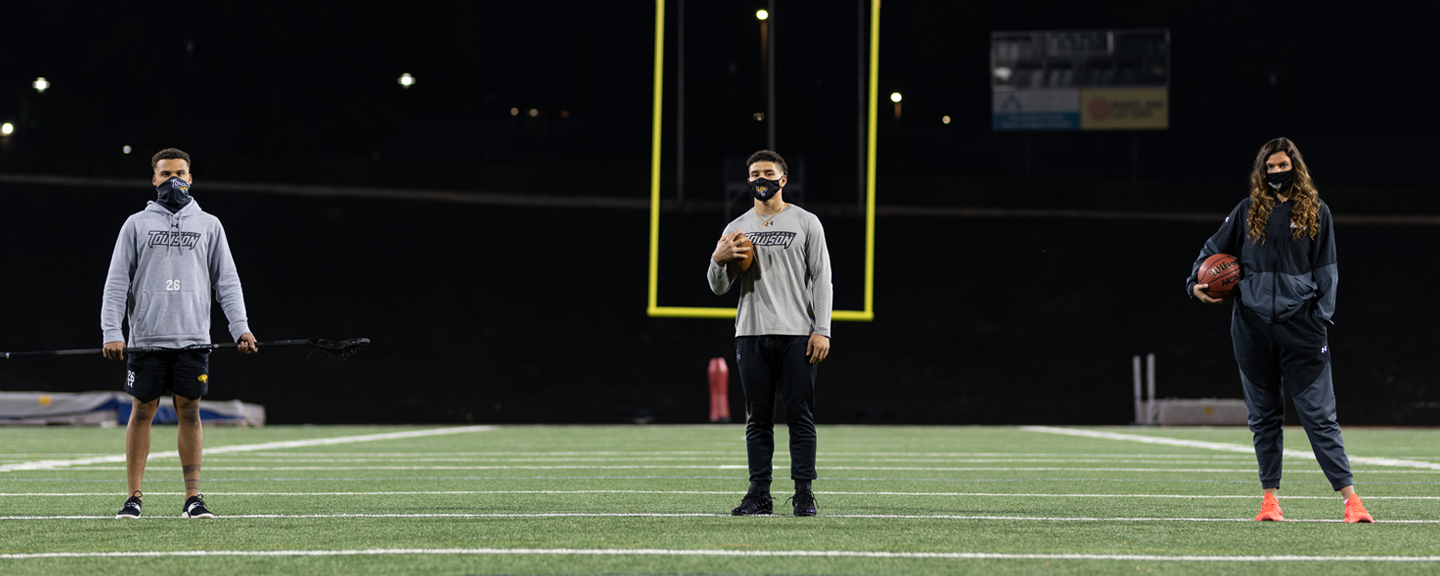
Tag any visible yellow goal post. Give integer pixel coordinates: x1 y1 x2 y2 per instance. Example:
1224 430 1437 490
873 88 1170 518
646 0 880 322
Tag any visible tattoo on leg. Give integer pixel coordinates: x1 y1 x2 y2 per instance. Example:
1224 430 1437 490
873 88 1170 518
185 479 200 491
183 464 202 476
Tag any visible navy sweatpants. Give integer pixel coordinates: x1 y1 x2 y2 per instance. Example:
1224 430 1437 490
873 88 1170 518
1232 302 1353 491
735 335 817 485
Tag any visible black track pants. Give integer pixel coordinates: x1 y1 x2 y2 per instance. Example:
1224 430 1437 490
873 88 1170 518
736 335 817 485
1232 303 1353 491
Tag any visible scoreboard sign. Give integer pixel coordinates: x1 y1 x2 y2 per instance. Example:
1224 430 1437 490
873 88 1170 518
991 29 1169 131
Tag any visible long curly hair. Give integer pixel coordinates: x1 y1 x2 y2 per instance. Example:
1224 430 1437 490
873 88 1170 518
1247 137 1320 244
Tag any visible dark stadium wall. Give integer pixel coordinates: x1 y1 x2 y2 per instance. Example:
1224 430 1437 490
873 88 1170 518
1 182 1436 426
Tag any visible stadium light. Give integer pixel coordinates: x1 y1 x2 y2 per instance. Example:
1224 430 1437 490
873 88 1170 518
123 145 132 154
528 108 539 117
397 73 416 89
510 107 519 116
1 123 12 136
33 77 50 93
890 92 902 103
756 9 768 20
754 112 765 121
942 115 951 124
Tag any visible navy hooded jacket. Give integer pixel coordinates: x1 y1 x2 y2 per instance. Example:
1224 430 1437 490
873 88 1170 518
1186 197 1338 326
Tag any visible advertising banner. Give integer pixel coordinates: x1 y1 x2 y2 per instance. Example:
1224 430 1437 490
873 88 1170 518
1079 87 1168 130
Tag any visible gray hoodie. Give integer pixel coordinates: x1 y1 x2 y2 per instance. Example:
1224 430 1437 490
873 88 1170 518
101 200 250 348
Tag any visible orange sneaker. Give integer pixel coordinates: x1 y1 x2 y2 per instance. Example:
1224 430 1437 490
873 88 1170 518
1344 495 1374 523
1255 493 1285 521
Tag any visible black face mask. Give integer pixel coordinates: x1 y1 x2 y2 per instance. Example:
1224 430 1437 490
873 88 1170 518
156 177 192 213
1265 169 1294 193
749 176 783 201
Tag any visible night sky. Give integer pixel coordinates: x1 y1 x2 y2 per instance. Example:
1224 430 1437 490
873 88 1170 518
3 1 1436 207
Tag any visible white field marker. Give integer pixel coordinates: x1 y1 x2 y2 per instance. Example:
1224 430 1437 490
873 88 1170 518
0 512 1438 523
2 548 1440 563
3 490 1440 500
1020 426 1440 471
0 426 496 473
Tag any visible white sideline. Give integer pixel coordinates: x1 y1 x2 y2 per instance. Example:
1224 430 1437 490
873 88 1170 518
1020 427 1440 471
0 426 497 473
34 465 1439 474
1 547 1439 562
172 451 1259 457
6 489 1440 500
191 456 1265 464
1 512 1437 523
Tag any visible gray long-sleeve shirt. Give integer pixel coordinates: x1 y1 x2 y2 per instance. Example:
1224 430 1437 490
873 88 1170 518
707 204 832 338
101 200 250 348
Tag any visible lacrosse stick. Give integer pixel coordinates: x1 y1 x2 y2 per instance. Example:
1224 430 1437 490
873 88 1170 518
2 338 371 359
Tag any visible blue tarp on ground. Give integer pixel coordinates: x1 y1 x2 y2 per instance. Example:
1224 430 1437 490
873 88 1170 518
0 392 265 426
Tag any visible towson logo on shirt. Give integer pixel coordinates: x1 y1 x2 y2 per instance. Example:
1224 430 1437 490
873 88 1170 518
147 230 202 250
748 231 798 249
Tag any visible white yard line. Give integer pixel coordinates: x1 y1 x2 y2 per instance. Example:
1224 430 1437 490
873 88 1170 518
191 456 1267 464
0 512 1437 523
33 464 1438 474
3 490 1440 500
0 427 496 473
0 547 1437 562
39 465 1266 472
152 451 1256 458
0 512 1434 527
0 547 1436 562
1020 427 1440 471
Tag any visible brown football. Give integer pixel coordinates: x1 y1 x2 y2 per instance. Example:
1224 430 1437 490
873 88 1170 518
726 233 754 276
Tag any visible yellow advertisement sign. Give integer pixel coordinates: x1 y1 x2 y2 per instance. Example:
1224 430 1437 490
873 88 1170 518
1079 87 1168 130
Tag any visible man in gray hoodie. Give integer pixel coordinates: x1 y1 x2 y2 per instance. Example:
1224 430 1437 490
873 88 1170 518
101 148 256 519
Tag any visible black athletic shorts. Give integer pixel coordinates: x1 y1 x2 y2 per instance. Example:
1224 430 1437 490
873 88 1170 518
125 350 210 401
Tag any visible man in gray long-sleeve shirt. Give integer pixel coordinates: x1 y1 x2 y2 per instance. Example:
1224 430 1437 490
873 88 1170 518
101 148 257 520
708 150 832 517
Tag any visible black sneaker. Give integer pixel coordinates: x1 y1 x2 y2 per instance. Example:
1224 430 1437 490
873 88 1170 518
787 491 818 516
730 493 773 516
181 494 214 519
116 493 143 519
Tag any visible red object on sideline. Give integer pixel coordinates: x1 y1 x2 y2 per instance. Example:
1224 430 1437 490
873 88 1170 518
707 357 731 423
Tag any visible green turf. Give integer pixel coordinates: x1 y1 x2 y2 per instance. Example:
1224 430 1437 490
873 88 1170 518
2 424 1439 575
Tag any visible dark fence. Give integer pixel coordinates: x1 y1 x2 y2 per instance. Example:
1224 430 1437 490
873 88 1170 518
1 181 1436 425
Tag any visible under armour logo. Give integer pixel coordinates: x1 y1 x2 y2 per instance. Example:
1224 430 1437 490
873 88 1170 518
1321 346 1328 354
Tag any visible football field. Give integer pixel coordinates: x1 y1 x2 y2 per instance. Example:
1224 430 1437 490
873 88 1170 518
2 424 1438 575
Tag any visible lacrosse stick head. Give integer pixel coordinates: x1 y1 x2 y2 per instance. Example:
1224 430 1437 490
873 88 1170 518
307 338 371 358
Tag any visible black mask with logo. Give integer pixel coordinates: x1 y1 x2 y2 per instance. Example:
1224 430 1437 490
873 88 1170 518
1265 169 1294 194
156 177 193 213
749 176 783 201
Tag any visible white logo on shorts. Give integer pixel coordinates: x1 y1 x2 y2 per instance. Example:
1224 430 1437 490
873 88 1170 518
126 371 135 389
1321 345 1328 354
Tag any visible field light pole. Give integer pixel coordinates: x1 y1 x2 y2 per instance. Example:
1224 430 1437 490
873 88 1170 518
676 0 685 206
856 0 865 212
758 4 775 150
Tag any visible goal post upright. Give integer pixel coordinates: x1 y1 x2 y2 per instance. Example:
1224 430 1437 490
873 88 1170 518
647 0 880 322
646 0 666 315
